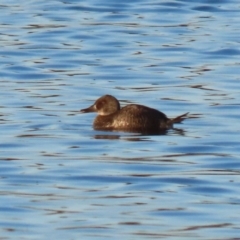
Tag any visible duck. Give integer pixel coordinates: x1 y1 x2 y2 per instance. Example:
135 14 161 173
80 95 188 133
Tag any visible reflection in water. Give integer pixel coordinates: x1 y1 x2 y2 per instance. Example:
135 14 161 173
94 134 121 140
93 128 186 140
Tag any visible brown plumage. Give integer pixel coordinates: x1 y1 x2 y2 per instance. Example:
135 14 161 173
80 95 188 133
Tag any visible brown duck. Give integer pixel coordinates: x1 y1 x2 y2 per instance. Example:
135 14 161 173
80 95 188 133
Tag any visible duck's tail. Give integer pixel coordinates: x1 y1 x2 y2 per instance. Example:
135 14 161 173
170 112 189 124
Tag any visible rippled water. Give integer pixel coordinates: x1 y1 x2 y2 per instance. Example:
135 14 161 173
1 0 240 239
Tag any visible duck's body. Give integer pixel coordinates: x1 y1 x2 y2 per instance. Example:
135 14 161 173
80 95 188 133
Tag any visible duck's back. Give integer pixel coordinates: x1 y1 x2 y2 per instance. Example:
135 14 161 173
109 104 170 132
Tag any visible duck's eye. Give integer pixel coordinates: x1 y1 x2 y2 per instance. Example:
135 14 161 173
96 100 106 110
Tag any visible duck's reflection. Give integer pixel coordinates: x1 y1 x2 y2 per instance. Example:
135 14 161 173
92 128 186 141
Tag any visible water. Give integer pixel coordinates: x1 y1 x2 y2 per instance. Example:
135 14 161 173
1 0 240 239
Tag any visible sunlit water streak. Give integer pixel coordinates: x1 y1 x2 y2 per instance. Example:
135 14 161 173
0 0 240 239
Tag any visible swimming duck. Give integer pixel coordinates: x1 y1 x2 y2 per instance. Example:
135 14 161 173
80 95 188 133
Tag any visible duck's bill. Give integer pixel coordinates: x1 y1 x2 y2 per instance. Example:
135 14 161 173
80 105 96 113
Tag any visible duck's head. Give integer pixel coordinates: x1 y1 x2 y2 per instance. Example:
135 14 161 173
80 95 120 116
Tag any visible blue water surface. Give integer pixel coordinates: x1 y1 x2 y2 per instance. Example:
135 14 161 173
0 0 240 239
